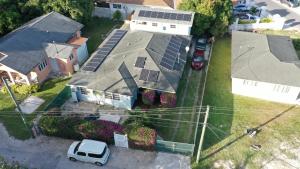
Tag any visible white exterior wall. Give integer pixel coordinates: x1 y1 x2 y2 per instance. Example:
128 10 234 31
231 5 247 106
70 86 134 110
130 20 192 35
232 78 300 105
109 3 172 19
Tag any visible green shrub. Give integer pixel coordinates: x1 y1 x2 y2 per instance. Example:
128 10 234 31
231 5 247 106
142 89 156 105
127 125 157 151
292 39 300 50
260 18 272 23
238 20 256 24
1 84 39 95
112 10 122 21
0 157 23 169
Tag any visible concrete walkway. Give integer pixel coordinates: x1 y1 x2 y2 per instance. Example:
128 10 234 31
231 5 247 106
0 124 191 169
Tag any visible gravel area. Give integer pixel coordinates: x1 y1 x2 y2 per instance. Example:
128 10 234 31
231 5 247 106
0 124 191 169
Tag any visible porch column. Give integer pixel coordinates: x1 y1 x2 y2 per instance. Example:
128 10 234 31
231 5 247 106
7 71 15 84
24 75 31 85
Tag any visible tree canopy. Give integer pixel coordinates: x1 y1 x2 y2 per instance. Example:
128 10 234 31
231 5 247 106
179 0 233 37
0 0 94 36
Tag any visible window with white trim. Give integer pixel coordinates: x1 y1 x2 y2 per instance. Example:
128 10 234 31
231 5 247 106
112 4 121 9
38 59 48 71
69 54 74 60
273 85 290 93
152 23 158 27
243 80 258 86
105 92 113 99
170 25 176 28
113 93 120 100
78 87 88 95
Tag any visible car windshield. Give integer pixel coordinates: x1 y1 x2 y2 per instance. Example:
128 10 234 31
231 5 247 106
193 57 204 62
197 39 206 43
99 146 107 158
74 141 81 154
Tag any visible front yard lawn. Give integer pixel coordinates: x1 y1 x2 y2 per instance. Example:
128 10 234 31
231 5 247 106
194 37 300 169
0 77 69 140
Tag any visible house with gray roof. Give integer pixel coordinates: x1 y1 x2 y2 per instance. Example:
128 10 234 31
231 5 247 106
0 12 88 85
231 31 300 105
68 29 191 109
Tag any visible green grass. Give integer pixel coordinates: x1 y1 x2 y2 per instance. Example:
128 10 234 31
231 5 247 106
193 37 300 169
82 17 123 54
0 78 69 140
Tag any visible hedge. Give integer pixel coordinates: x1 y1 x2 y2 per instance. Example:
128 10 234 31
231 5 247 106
1 84 39 95
160 93 177 107
142 89 156 105
127 124 157 151
0 157 24 169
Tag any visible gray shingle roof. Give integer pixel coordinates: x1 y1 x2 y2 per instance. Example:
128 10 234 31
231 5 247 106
69 30 191 95
231 31 300 87
0 12 83 75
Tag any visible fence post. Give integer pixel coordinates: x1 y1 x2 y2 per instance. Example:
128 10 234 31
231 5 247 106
196 105 210 163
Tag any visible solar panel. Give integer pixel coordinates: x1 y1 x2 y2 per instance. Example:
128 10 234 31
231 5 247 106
160 60 173 70
139 69 149 81
135 57 146 68
138 10 192 22
82 29 127 72
148 70 159 82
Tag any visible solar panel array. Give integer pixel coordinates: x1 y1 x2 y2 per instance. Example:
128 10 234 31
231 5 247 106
138 10 192 22
82 30 127 72
160 36 183 70
139 69 160 82
135 57 146 68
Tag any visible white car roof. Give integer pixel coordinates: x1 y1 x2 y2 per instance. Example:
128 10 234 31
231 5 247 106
78 139 107 154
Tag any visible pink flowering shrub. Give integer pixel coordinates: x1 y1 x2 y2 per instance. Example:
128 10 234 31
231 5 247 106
127 126 157 151
77 120 125 143
142 89 156 105
160 93 177 107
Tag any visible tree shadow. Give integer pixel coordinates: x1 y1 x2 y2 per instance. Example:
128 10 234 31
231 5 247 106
268 9 290 17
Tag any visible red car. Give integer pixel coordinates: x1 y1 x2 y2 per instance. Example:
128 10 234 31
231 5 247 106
194 49 205 57
191 56 205 70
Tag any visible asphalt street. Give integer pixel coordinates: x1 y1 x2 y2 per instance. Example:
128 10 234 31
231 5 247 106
255 0 300 30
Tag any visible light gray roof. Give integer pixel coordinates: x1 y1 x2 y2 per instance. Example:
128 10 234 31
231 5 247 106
69 30 191 95
131 8 194 25
0 12 83 75
231 31 300 87
43 43 74 59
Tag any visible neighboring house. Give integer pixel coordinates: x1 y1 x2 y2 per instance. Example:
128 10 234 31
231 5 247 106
231 31 300 105
68 29 191 109
130 8 194 36
0 12 88 85
94 0 183 19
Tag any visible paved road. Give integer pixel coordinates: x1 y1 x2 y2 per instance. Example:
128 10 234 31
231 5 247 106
0 124 190 169
255 0 300 30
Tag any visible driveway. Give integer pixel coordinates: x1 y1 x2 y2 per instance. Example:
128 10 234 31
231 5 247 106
255 0 300 30
0 124 190 169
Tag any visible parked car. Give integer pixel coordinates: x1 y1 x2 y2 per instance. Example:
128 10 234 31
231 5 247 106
191 55 205 70
194 49 205 57
280 0 300 7
195 37 207 50
67 139 110 166
238 14 259 20
233 4 250 11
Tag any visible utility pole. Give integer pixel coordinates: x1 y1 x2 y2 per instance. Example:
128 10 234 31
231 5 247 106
1 77 33 138
196 105 210 163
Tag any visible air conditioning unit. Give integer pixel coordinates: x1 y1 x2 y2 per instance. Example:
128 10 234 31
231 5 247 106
73 64 79 72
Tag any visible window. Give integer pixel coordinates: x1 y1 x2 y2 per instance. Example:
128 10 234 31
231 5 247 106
105 92 113 99
273 85 290 93
38 59 48 71
69 54 74 60
79 87 88 95
77 152 86 156
113 93 120 100
73 141 81 154
170 25 176 28
152 23 158 27
243 80 257 86
88 147 107 158
112 3 121 9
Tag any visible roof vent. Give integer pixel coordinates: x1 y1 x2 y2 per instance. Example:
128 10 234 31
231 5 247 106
127 42 131 46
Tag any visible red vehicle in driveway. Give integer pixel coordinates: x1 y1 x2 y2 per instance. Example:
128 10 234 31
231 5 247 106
191 49 205 70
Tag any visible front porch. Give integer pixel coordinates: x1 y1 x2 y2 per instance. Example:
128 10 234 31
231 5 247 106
0 69 37 86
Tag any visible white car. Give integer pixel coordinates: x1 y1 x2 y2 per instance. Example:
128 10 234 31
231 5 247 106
67 139 110 166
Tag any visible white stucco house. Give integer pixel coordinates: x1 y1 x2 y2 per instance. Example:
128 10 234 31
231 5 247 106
130 8 194 36
231 31 300 105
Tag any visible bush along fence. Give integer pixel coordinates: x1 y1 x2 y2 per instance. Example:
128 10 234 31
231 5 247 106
44 86 71 110
39 114 157 150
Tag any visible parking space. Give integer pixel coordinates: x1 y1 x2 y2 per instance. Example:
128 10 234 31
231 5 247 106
0 124 190 169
